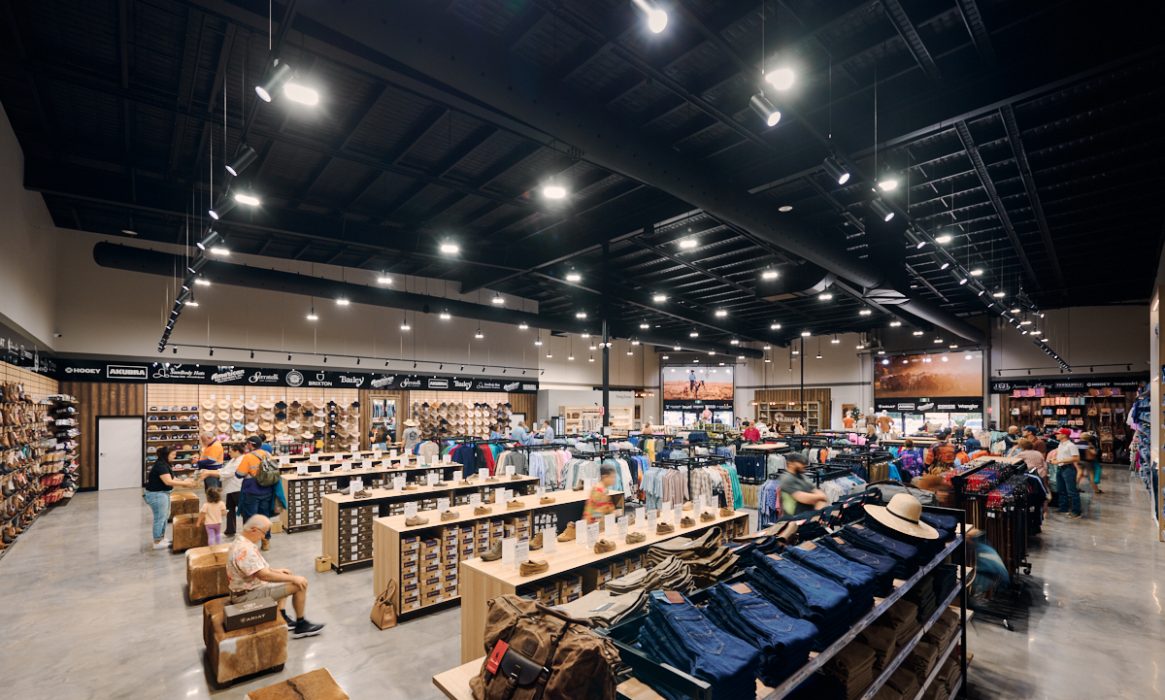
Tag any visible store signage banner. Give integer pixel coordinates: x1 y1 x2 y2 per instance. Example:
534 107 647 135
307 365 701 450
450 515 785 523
874 350 984 415
54 358 538 393
988 373 1146 394
873 396 983 413
661 365 733 413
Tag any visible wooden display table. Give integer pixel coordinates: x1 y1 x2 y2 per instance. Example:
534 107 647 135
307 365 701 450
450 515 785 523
459 509 750 662
434 657 664 700
280 461 461 532
739 442 789 452
321 475 539 572
372 489 623 620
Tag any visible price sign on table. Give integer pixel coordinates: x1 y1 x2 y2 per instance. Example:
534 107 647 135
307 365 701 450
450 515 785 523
586 522 600 548
403 502 418 517
393 476 405 491
502 537 517 565
513 540 529 570
468 493 482 507
362 459 373 469
604 514 617 535
278 455 290 466
310 453 319 462
647 510 657 532
478 468 490 482
673 506 683 525
443 453 452 464
661 501 672 519
296 463 308 475
543 527 557 554
437 497 450 512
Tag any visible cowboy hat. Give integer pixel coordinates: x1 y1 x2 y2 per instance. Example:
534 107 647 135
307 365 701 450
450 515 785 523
201 399 215 410
290 400 302 409
245 421 259 432
232 399 245 410
216 421 230 434
260 400 275 410
232 421 245 433
201 422 216 434
260 420 274 432
243 400 258 412
313 418 326 428
217 410 231 421
288 420 301 430
275 410 287 420
300 430 315 440
217 399 230 409
231 410 244 421
863 494 939 540
404 418 419 427
275 400 287 410
261 410 275 421
230 432 245 443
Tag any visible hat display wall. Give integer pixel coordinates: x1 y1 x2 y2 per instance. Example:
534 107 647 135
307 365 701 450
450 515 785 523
245 421 259 432
244 400 259 411
232 399 245 410
217 399 230 409
201 399 215 410
863 494 939 540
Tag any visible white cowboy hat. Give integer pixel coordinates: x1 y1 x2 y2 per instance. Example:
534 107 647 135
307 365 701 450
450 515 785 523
863 494 939 540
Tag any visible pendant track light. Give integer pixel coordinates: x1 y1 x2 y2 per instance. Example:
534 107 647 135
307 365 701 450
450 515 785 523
255 61 292 102
749 93 781 127
631 0 668 34
224 144 257 177
870 199 895 222
196 230 221 252
208 196 235 221
822 156 850 185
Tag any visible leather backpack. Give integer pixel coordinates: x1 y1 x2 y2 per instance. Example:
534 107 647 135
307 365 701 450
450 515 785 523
471 594 620 700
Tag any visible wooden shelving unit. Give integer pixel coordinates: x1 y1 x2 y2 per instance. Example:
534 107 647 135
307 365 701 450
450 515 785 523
755 401 822 433
562 405 633 433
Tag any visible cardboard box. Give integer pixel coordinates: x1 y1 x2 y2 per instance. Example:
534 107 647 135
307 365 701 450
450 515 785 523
172 513 208 553
224 598 279 631
315 555 333 573
170 491 199 519
245 667 349 700
203 598 287 686
187 543 231 603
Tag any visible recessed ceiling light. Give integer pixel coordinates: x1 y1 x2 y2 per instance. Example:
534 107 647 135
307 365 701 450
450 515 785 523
565 270 582 282
541 183 568 200
377 273 392 285
877 350 886 355
761 268 779 280
770 322 781 330
439 241 460 255
439 310 451 321
661 355 669 360
518 322 529 330
715 309 728 318
778 205 793 213
689 330 699 338
818 292 833 301
889 320 902 327
935 233 953 244
708 350 715 356
581 332 590 338
912 330 924 336
679 238 698 250
492 293 504 305
335 298 350 306
800 331 811 337
934 338 943 344
639 322 650 329
575 311 588 319
859 309 872 316
652 293 668 303
970 268 984 277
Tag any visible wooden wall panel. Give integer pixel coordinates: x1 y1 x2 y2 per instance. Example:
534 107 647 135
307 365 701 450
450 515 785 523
60 381 144 490
507 394 536 424
754 388 833 429
0 361 58 400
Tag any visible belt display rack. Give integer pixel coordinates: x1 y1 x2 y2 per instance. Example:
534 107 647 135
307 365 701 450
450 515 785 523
280 458 462 532
321 475 540 572
372 490 624 620
950 457 1033 577
458 508 749 663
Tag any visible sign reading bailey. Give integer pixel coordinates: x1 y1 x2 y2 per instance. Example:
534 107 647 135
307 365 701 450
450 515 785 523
55 358 538 392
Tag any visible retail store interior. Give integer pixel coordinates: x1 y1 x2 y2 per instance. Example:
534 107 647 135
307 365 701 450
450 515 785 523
1 1 1163 698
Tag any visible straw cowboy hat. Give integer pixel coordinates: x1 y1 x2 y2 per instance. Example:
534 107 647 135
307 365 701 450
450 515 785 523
217 410 231 421
260 400 275 410
863 494 939 540
232 399 245 410
201 399 215 410
404 418 419 427
300 430 315 440
245 421 259 433
217 399 230 410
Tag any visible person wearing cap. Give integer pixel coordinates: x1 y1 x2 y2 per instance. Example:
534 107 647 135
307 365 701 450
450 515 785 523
235 436 276 549
402 418 422 453
195 443 245 536
1022 426 1048 455
779 454 827 515
1049 427 1082 517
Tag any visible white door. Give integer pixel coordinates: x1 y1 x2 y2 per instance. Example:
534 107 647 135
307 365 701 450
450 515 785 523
98 417 144 490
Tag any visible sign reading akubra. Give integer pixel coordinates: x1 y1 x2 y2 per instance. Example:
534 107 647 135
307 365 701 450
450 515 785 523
53 358 538 392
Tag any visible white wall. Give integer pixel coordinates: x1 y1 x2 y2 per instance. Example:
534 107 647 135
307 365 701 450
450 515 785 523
989 305 1148 374
0 104 58 347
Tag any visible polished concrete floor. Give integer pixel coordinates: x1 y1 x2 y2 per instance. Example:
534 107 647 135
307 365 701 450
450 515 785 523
0 471 1160 698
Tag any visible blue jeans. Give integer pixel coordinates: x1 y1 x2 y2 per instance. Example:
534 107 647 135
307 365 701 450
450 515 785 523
784 544 878 607
239 490 274 539
705 582 818 685
820 537 897 596
640 590 760 700
839 523 920 578
1057 464 1081 515
143 491 170 541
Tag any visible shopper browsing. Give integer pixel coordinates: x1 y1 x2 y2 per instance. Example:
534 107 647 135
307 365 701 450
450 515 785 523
227 515 325 639
1022 426 1048 455
742 420 760 442
198 487 228 545
540 419 556 443
963 427 981 453
196 433 224 489
1014 438 1047 479
401 418 422 453
235 436 278 550
583 463 618 523
510 420 530 445
1077 450 1096 518
195 443 244 536
142 446 198 550
779 454 827 515
1049 428 1082 518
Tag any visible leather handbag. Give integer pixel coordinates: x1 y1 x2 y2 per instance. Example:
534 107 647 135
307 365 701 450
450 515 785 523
471 594 620 700
370 578 399 630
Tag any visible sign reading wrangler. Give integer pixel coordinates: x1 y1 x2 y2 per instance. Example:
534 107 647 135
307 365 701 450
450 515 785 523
53 358 538 392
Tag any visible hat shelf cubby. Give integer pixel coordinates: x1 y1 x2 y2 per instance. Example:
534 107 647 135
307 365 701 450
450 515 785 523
144 385 201 478
407 392 513 439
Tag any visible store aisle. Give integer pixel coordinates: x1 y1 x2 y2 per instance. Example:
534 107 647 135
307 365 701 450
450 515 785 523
0 489 456 699
968 469 1165 698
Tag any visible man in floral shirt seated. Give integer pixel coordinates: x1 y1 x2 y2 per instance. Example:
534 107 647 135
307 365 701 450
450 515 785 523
226 515 325 638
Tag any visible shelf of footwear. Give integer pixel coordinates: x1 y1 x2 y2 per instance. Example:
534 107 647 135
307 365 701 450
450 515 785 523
459 508 750 662
373 489 625 621
321 475 540 571
280 464 413 532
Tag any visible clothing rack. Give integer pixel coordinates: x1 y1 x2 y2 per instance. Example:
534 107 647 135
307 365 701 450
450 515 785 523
803 464 854 487
653 455 731 503
950 459 1033 578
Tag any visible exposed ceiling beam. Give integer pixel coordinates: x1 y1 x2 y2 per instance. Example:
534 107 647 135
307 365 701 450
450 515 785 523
880 0 941 81
955 0 997 65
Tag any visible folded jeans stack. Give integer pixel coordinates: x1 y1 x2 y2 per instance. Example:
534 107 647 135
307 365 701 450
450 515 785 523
553 588 647 628
604 555 696 594
747 550 851 650
920 512 959 542
872 666 921 700
903 637 941 681
703 581 818 686
647 527 738 588
636 590 760 700
820 535 898 597
821 640 877 700
857 620 900 671
904 572 937 622
783 543 878 615
926 608 960 650
839 523 921 579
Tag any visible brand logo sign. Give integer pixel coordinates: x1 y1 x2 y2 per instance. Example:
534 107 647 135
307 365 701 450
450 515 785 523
370 375 396 388
210 368 246 384
400 378 422 388
248 371 281 384
337 375 365 388
106 364 148 380
453 379 473 390
64 366 101 375
427 378 449 389
285 369 305 387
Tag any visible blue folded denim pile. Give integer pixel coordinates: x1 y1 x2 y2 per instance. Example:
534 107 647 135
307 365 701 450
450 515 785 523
919 512 958 540
820 535 898 596
839 523 921 579
783 543 878 613
636 590 760 700
747 550 851 649
704 581 818 686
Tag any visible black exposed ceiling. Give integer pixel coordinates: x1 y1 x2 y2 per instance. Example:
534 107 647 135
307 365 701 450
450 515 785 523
1 0 1162 349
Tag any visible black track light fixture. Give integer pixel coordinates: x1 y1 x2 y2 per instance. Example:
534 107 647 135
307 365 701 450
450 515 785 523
208 196 235 221
749 92 781 127
255 61 292 102
822 156 850 185
196 230 222 251
209 347 214 357
870 199 895 222
250 350 255 359
186 257 209 275
225 144 258 177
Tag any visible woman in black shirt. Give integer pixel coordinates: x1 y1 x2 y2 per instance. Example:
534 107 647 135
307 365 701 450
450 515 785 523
144 446 197 549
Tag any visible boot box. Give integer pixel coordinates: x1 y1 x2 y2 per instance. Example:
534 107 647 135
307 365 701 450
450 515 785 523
203 597 287 686
170 491 199 519
172 513 208 553
246 667 349 700
186 543 231 602
223 598 280 631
